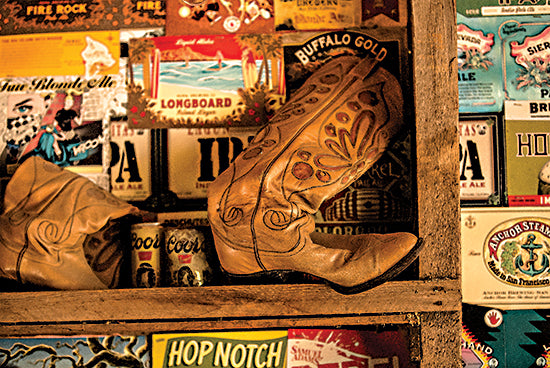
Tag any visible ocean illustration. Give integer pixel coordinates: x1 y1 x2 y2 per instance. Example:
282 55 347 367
133 60 263 93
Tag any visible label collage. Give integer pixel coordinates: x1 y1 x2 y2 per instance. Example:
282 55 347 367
458 0 550 367
0 0 422 364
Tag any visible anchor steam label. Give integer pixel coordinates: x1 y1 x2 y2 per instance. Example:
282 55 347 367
484 218 550 287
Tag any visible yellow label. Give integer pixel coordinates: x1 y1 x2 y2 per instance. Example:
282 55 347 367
0 31 119 78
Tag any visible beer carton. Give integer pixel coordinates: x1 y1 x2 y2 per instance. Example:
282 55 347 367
459 114 504 206
461 207 550 309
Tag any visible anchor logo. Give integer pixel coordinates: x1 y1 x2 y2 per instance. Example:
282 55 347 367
515 234 550 277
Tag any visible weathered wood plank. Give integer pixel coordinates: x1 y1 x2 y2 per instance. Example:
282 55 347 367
0 314 421 337
412 0 460 281
0 280 459 332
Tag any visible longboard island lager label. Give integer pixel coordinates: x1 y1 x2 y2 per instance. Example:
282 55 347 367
484 217 550 287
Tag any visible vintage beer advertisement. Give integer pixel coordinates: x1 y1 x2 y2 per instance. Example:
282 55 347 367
501 18 550 103
361 0 407 28
282 29 415 234
110 120 151 201
0 31 122 182
504 102 550 206
0 0 164 35
456 16 503 114
0 335 150 368
0 31 120 78
168 126 259 198
462 207 550 309
459 114 503 206
287 328 414 368
127 34 284 128
152 331 288 368
456 0 550 20
166 0 274 35
273 0 360 31
462 303 550 368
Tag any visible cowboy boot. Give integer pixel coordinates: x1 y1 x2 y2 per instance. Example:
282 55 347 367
207 55 422 293
0 156 139 290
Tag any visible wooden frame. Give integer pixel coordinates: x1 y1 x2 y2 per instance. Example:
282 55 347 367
0 0 460 366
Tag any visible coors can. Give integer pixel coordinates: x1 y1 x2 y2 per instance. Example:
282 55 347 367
164 227 213 287
130 222 163 288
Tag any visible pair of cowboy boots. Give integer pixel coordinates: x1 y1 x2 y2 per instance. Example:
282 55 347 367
207 55 423 293
0 156 140 290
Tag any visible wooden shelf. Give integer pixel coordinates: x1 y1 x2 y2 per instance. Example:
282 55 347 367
0 0 461 365
0 279 460 336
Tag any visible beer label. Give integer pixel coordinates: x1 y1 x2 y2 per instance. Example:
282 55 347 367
110 121 151 201
127 34 284 128
166 0 274 35
287 329 413 368
0 0 164 35
164 228 213 287
130 222 163 288
484 218 550 287
274 0 360 31
168 127 258 198
152 331 288 368
459 115 502 206
504 108 550 205
462 208 550 308
456 19 502 113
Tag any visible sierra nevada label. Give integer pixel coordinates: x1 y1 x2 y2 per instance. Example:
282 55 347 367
484 218 550 287
153 331 287 368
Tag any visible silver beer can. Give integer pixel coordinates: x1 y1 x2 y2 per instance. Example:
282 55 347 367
163 227 213 287
130 222 163 288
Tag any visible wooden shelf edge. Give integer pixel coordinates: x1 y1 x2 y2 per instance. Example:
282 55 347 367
0 279 460 328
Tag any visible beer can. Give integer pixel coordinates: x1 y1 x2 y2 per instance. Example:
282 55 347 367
130 222 163 288
163 227 213 287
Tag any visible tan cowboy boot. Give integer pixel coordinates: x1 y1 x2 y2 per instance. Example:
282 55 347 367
0 156 138 290
208 55 422 293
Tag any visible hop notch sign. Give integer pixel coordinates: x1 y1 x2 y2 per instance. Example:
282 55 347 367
153 331 288 368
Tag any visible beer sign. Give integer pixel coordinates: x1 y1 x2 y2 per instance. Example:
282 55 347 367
462 207 550 309
459 114 503 206
152 331 288 368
